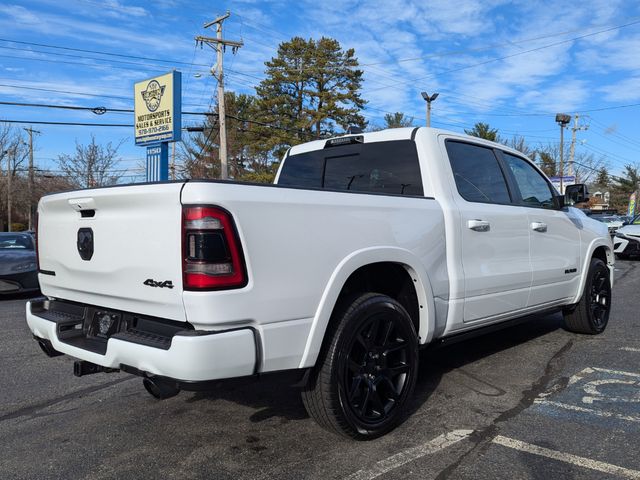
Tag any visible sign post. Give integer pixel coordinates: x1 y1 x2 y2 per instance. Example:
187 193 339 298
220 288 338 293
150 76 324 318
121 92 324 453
134 71 181 182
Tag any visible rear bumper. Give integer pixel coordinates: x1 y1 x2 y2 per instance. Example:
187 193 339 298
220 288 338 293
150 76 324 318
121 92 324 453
26 299 257 382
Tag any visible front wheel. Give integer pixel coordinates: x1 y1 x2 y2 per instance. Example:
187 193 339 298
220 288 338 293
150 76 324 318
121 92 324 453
302 293 418 439
563 258 611 334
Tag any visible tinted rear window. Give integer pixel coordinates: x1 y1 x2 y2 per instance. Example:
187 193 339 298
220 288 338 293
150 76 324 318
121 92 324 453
278 140 423 196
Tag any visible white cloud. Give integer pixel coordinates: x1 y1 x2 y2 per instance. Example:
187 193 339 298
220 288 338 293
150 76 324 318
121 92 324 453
598 76 640 102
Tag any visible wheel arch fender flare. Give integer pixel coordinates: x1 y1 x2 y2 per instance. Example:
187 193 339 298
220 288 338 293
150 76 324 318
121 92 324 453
298 247 436 369
572 239 614 304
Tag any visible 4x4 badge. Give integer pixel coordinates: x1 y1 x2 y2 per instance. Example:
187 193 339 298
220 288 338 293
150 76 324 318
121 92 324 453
143 279 174 289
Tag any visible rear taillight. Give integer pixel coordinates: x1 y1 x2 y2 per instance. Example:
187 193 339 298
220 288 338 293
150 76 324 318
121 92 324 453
182 206 247 290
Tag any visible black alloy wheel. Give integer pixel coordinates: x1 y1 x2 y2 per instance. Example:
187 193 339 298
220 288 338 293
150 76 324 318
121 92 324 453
341 313 412 426
564 258 611 335
589 265 610 331
302 293 418 439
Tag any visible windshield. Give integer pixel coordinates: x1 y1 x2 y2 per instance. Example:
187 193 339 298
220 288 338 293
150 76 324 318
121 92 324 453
0 234 34 250
632 214 640 225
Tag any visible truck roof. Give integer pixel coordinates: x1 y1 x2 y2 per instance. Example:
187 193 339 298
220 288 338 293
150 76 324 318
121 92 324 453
288 126 522 158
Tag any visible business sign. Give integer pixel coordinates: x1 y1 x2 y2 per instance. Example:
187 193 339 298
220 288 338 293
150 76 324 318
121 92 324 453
629 192 637 217
549 175 575 194
146 144 168 182
134 71 181 146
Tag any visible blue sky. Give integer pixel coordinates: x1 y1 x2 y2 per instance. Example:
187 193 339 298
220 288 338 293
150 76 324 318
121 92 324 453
1 0 640 182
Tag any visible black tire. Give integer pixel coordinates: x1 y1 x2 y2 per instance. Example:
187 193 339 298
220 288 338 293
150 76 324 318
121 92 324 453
563 258 611 334
301 293 419 440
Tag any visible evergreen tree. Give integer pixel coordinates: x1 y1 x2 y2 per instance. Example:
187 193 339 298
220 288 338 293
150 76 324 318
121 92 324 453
383 112 414 129
537 151 557 177
614 164 640 193
254 37 366 157
595 166 610 187
180 92 259 180
464 122 501 142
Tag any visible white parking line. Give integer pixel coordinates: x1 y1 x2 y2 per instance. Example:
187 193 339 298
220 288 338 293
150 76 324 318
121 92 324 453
620 347 640 353
493 435 640 479
591 367 640 378
343 429 473 480
534 399 640 423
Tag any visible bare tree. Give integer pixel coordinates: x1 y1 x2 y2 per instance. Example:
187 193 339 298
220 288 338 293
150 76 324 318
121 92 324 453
57 135 124 188
535 143 606 183
0 123 30 229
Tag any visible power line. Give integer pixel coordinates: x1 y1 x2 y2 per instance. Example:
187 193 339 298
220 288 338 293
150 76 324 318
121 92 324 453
0 37 210 68
0 100 214 116
0 120 132 127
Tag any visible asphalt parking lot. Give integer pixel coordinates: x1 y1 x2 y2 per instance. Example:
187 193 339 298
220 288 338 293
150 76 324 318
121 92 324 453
1 259 639 480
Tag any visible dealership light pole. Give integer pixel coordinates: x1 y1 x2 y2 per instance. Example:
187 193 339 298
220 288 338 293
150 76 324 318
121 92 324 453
421 92 439 127
555 113 571 193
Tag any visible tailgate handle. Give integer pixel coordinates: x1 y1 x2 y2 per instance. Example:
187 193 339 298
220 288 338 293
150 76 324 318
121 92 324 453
68 198 96 211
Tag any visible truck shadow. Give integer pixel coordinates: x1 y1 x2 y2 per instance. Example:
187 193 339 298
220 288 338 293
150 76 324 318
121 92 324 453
181 312 565 426
408 312 565 417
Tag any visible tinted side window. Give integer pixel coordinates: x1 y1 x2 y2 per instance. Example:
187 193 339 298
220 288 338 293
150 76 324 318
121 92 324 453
445 141 511 204
278 140 423 196
502 153 555 208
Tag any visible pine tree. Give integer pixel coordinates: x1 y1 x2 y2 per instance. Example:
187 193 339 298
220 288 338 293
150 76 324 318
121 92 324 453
384 112 414 129
464 122 501 142
254 37 366 158
180 92 259 180
595 166 609 187
537 151 557 177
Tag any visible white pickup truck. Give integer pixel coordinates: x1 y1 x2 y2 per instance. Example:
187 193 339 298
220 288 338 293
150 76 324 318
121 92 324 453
27 127 613 439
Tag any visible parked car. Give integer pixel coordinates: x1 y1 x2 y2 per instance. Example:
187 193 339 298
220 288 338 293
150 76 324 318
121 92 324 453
26 127 613 439
590 214 626 235
614 213 640 259
0 232 39 294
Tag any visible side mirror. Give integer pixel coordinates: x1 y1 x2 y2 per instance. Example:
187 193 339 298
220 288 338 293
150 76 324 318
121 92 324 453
553 195 565 210
564 184 589 205
622 221 629 226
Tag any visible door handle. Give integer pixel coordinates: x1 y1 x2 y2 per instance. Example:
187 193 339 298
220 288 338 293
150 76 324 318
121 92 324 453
531 222 547 232
467 219 490 232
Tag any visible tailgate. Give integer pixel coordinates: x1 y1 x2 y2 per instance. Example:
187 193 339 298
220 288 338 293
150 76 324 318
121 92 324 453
37 182 187 321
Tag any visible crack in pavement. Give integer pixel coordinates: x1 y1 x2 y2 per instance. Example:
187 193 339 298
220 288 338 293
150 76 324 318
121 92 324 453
434 338 575 480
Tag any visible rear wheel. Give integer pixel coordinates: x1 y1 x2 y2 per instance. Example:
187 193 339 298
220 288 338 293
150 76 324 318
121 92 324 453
302 293 418 439
563 258 611 334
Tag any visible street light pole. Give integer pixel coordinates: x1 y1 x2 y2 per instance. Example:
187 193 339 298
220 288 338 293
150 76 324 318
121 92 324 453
421 92 439 127
555 113 571 194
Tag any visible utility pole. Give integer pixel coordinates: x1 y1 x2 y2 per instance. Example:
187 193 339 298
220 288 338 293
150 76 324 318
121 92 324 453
567 114 588 178
23 126 41 230
6 150 12 232
555 113 571 194
421 92 439 127
196 12 243 180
